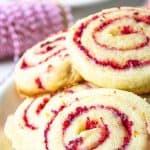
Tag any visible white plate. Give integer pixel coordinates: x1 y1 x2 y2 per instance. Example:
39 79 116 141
0 76 150 149
60 0 110 7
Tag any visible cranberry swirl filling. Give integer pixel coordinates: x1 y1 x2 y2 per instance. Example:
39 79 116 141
19 32 68 89
73 9 150 70
23 97 49 130
44 104 133 150
93 17 149 51
20 35 66 70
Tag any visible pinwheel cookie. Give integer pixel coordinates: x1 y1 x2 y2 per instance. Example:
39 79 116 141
5 87 150 150
15 31 81 96
4 83 95 150
45 89 150 150
67 7 150 94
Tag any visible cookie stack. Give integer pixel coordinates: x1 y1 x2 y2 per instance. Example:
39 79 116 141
5 7 150 150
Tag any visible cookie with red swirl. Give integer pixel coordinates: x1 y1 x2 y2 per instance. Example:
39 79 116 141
15 31 81 96
42 89 150 150
67 7 150 94
4 83 95 150
5 87 150 150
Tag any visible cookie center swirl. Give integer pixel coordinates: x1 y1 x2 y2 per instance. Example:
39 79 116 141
73 10 150 69
93 17 149 51
62 105 132 150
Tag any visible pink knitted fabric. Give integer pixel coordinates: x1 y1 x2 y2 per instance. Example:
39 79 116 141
0 1 72 60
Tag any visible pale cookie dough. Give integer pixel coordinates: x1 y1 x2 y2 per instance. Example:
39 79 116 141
15 31 81 96
44 89 150 150
4 83 95 150
67 7 150 94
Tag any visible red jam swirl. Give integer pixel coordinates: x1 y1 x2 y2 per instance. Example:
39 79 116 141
63 105 132 150
106 106 133 150
23 102 37 130
20 34 66 70
21 47 66 89
44 96 82 150
120 25 136 35
36 35 65 54
85 117 99 129
44 103 133 150
65 137 83 150
20 48 66 69
65 117 109 150
40 36 65 48
44 105 66 150
134 15 150 25
20 59 29 69
51 105 66 116
36 98 49 114
73 11 150 70
62 105 132 150
23 97 49 130
93 17 149 51
36 45 56 55
35 77 44 89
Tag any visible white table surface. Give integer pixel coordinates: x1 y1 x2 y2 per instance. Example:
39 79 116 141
0 0 146 89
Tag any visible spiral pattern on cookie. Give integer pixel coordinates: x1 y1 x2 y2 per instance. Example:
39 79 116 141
44 89 150 150
67 7 150 94
4 83 94 150
15 31 81 96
